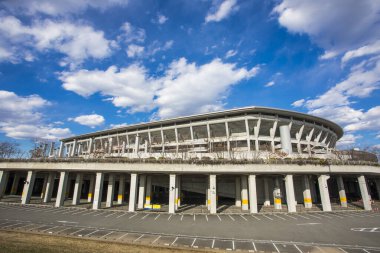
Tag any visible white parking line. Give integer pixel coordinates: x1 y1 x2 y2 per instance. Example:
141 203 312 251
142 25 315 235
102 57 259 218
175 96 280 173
327 213 343 219
252 242 257 251
305 213 322 219
193 214 196 221
180 215 184 221
205 215 209 222
41 225 58 232
217 215 222 221
142 213 150 219
134 234 144 242
129 213 138 219
2 222 22 228
262 214 273 220
232 240 235 250
116 213 127 219
294 244 303 253
168 215 172 221
273 243 280 253
211 239 215 249
240 215 248 221
71 210 88 215
228 215 235 221
70 228 84 235
56 226 73 233
251 215 260 221
116 232 129 240
85 229 99 237
338 247 348 253
100 231 114 239
191 238 197 247
16 223 36 230
293 213 310 219
154 214 160 220
93 211 105 216
285 213 297 220
170 237 178 246
274 214 286 220
363 249 370 253
82 211 98 216
105 212 117 218
152 235 161 244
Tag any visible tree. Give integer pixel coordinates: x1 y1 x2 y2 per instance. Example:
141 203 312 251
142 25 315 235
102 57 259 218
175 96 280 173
0 141 24 159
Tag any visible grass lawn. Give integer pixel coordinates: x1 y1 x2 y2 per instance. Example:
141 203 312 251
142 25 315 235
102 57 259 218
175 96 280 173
0 230 215 253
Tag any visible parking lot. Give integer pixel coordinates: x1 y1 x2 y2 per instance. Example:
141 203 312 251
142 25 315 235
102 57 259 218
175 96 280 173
1 202 380 252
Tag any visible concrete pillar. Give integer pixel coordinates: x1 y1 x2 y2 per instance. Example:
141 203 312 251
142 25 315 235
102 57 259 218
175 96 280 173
175 175 181 210
273 177 282 209
209 174 217 214
358 175 372 211
128 173 138 212
248 175 257 213
40 174 48 199
0 171 9 199
318 175 332 211
285 175 297 212
264 178 270 206
303 175 312 208
376 179 380 201
88 138 93 154
43 172 55 203
336 176 347 207
145 175 151 205
137 175 146 209
10 173 20 195
72 173 83 205
241 175 249 211
71 140 77 157
21 171 36 204
49 142 55 157
235 176 241 207
118 174 125 205
135 135 140 154
106 174 115 208
92 172 104 210
279 125 292 154
55 172 68 207
88 174 95 202
58 142 64 157
169 174 176 214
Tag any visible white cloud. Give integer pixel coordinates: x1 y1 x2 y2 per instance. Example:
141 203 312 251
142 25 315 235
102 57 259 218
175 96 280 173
205 0 238 23
336 134 362 147
126 44 144 58
1 0 128 16
69 114 105 128
155 58 260 118
344 106 380 132
264 81 275 87
225 49 237 59
157 14 168 24
0 90 71 140
342 40 380 64
110 123 128 129
119 22 146 43
0 16 114 65
291 98 305 107
273 0 380 57
60 58 260 119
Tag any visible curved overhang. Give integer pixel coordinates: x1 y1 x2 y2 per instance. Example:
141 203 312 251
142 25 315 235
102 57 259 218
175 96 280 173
61 106 344 142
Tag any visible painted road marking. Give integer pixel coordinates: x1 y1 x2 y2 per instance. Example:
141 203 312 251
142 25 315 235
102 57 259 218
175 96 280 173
211 239 215 249
168 215 172 221
134 234 144 242
116 213 127 219
129 213 138 219
71 210 88 215
273 243 280 253
154 214 160 220
191 238 197 247
105 212 117 218
240 215 248 221
100 231 114 239
351 227 380 232
116 233 129 240
228 215 235 221
205 215 209 222
180 215 184 221
170 237 178 246
285 213 297 220
252 242 257 251
304 213 321 220
142 214 150 219
262 214 273 220
152 235 161 244
294 244 303 253
85 229 99 237
297 223 322 226
251 215 260 221
41 225 58 232
217 215 222 221
273 214 286 220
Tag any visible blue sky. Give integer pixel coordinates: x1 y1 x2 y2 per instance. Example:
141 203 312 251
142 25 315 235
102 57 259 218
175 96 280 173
0 0 379 151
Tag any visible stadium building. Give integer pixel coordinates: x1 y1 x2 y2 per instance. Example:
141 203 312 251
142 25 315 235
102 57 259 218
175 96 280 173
0 106 379 214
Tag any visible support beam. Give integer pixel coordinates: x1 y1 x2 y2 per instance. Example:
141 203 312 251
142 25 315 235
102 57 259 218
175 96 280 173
177 175 181 208
169 174 176 214
128 173 138 212
241 175 249 211
175 175 180 210
280 125 292 154
285 175 296 213
72 173 83 205
302 175 312 208
209 174 217 214
0 171 9 199
145 175 151 206
10 173 20 195
273 177 282 209
376 179 380 201
318 175 331 211
88 174 95 202
40 174 48 199
92 172 104 210
58 142 64 157
55 171 69 207
21 171 36 205
43 172 55 203
118 174 125 205
264 178 270 206
358 175 372 211
336 176 347 208
106 174 115 208
137 175 146 209
248 175 257 213
235 176 241 207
